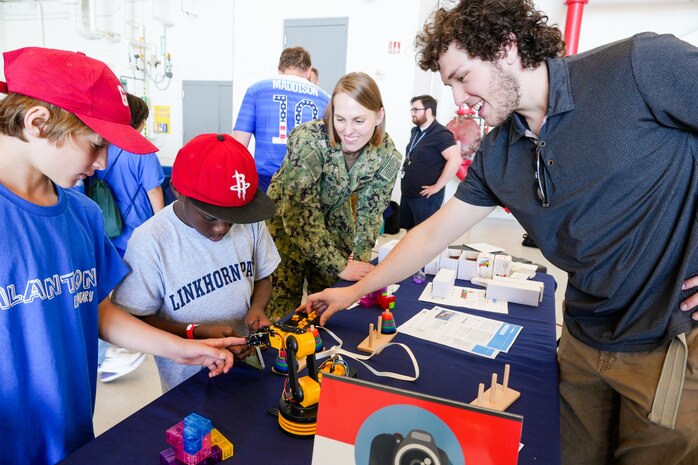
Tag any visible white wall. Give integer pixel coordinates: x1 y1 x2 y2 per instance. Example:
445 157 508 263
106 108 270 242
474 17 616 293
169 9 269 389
0 0 235 166
0 0 696 172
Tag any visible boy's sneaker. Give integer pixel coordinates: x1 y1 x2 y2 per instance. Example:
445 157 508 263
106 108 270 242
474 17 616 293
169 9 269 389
98 347 146 383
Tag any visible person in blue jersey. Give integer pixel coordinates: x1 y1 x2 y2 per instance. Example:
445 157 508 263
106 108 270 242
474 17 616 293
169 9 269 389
232 46 331 191
0 47 244 465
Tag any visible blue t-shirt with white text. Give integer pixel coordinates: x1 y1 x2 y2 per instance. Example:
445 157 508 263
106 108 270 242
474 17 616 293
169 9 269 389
234 74 330 181
0 184 128 464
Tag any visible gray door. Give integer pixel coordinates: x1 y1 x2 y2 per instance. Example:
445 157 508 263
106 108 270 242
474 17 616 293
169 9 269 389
182 80 233 144
284 17 348 95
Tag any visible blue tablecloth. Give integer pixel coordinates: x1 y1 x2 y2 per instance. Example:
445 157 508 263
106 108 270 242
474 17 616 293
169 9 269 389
61 273 560 465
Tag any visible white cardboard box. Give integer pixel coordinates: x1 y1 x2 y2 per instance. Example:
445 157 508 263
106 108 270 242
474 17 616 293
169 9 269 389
493 254 512 277
424 254 441 275
378 239 399 263
432 268 456 298
476 252 495 279
440 248 461 272
457 250 479 281
485 276 544 307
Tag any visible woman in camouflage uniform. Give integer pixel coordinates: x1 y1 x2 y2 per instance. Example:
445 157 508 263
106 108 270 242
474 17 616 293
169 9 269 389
266 72 402 320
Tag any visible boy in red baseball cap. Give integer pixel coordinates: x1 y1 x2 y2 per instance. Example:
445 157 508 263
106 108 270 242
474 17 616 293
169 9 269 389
0 47 245 464
112 133 280 392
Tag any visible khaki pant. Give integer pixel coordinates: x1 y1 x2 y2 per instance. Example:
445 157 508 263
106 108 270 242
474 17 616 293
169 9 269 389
558 325 698 465
267 251 338 321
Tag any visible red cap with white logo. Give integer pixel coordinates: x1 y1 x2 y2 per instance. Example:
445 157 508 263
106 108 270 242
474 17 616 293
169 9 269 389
172 133 276 223
0 47 157 154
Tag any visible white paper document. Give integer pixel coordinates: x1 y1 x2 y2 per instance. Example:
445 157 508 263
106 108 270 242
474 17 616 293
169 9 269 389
465 242 504 253
397 306 523 359
418 282 509 314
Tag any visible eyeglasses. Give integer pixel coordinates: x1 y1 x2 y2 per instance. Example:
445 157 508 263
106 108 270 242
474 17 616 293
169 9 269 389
534 140 550 208
409 107 426 113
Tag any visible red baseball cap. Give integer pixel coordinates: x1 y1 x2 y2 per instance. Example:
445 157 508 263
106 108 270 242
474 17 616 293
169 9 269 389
172 134 276 224
0 47 157 154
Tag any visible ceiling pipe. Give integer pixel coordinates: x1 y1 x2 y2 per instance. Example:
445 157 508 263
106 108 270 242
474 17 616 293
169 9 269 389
74 0 120 42
563 0 589 56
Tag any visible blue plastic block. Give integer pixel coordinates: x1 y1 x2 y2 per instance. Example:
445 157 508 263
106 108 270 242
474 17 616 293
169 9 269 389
183 425 202 455
185 412 213 435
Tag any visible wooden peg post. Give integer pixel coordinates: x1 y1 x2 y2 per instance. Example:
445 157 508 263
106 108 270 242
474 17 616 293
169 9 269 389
470 364 520 411
357 313 398 353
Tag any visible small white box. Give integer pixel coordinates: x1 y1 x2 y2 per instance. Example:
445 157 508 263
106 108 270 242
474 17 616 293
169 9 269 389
476 252 495 279
485 277 544 307
432 268 456 298
493 254 512 277
378 239 399 263
440 248 461 272
457 251 478 281
510 262 538 279
424 254 441 275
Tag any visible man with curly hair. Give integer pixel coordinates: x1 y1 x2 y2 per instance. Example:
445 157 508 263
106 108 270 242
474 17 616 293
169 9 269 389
303 0 698 464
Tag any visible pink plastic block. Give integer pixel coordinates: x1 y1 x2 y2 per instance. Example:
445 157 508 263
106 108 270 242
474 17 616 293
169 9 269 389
165 421 184 447
174 447 208 465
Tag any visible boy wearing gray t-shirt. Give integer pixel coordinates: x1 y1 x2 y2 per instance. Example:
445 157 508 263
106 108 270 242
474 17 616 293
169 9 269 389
112 133 280 392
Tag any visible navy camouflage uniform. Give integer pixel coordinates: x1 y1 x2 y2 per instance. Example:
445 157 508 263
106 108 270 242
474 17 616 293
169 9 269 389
266 119 402 320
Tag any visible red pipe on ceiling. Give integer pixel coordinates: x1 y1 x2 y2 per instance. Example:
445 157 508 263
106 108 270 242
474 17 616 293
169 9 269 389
563 0 589 56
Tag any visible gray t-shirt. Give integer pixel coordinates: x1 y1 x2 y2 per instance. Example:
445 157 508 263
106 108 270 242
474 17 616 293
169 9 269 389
112 204 280 391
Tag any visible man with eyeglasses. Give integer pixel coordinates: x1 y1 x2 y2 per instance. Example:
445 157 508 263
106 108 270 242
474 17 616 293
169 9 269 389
304 1 698 464
399 95 461 230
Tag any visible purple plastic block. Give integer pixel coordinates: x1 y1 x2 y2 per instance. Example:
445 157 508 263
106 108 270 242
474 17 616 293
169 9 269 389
159 447 177 465
210 445 222 462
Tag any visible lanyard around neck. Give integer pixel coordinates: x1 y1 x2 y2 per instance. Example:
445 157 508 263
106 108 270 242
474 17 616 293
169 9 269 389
407 128 428 156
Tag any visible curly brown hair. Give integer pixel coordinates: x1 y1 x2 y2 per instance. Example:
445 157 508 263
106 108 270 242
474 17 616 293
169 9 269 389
416 0 565 71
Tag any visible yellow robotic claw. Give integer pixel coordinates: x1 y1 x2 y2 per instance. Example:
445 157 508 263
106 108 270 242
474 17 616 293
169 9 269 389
247 321 322 437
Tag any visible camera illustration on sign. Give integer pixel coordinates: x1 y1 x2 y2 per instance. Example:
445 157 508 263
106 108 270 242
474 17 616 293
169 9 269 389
354 404 463 465
369 429 452 465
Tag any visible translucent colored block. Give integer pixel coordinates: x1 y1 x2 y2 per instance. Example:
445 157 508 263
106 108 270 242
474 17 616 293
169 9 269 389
210 445 222 462
159 447 177 465
210 428 225 446
203 445 223 465
185 413 213 435
218 438 234 460
175 447 208 465
165 421 184 447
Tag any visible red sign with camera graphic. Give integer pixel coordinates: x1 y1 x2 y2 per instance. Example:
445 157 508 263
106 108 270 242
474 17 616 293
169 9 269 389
312 375 522 465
